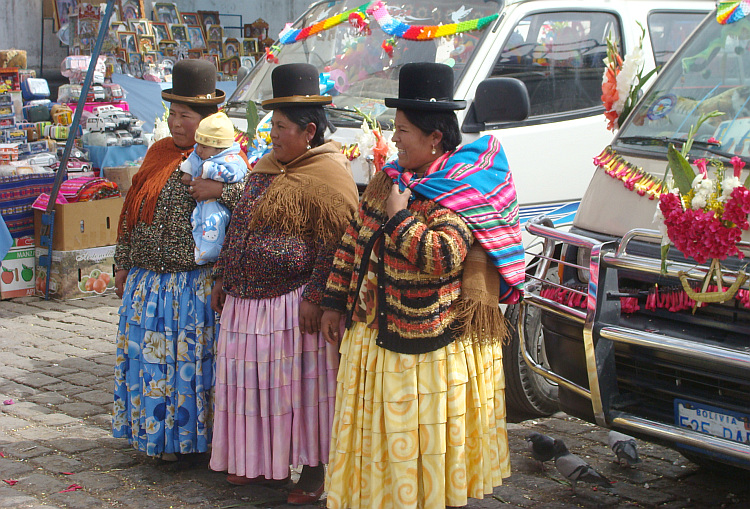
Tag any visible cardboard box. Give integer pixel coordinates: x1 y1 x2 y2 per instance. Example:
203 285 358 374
102 166 138 195
34 197 123 251
35 245 116 300
1 236 35 299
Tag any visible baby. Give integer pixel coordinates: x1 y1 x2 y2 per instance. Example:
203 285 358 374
180 112 247 265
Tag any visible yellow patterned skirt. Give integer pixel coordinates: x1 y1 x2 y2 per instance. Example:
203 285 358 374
325 322 510 509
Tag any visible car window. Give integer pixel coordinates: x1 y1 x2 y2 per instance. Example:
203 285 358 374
491 11 620 117
648 11 708 68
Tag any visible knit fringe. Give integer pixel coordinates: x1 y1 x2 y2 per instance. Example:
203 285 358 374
452 297 511 346
247 182 350 245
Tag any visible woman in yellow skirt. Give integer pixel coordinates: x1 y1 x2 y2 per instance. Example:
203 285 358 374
320 63 526 508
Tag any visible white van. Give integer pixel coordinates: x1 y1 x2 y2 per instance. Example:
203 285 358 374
225 0 712 416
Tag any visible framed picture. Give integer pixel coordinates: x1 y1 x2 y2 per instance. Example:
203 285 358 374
110 21 127 32
206 40 222 56
128 52 143 67
168 24 188 43
118 31 138 54
137 34 156 53
143 52 158 65
151 22 169 44
223 38 240 58
242 38 258 56
128 18 150 36
53 0 77 31
206 25 223 42
202 53 220 70
240 56 256 69
114 47 128 63
152 2 180 25
159 40 177 54
181 12 200 26
188 49 204 59
187 25 206 50
118 0 145 21
198 11 220 28
221 55 241 76
247 19 269 39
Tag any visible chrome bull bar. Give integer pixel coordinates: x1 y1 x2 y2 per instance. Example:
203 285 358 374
519 215 750 464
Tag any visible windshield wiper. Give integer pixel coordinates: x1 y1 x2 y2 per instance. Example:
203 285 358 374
618 135 738 160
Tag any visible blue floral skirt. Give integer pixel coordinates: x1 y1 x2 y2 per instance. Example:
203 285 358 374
112 266 216 456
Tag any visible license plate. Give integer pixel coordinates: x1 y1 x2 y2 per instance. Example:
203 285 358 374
675 399 750 443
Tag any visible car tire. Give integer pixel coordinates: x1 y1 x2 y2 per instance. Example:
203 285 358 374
503 299 559 421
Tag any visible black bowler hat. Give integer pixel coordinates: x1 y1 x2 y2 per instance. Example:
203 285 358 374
261 63 332 110
385 63 466 111
162 59 225 105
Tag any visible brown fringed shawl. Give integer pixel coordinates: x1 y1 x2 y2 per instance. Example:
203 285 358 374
118 137 191 236
249 140 359 244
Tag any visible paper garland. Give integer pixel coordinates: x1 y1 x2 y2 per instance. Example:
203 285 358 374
594 146 668 200
717 1 750 25
278 0 499 44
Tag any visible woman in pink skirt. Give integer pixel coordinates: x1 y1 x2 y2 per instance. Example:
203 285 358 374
208 63 359 505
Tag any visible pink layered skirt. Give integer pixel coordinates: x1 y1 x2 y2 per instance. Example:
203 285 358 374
209 288 339 479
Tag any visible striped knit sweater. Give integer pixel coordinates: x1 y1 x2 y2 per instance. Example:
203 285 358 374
322 171 475 354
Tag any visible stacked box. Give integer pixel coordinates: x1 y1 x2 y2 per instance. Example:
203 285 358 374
0 235 35 299
35 244 115 300
33 197 123 250
0 142 19 161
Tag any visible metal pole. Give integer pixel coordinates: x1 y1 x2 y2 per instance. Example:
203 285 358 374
39 0 117 300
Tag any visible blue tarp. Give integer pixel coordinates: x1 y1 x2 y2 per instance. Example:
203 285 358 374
111 73 237 133
85 144 149 169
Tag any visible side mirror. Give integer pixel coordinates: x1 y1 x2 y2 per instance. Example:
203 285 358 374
462 77 530 133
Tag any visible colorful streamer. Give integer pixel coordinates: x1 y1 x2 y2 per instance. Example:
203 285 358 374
367 0 498 40
717 1 750 24
279 1 373 44
278 0 499 44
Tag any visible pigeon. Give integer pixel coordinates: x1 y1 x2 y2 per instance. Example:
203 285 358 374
526 431 556 470
553 439 612 493
608 430 641 467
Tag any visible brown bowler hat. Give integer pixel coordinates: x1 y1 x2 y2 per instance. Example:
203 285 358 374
161 59 225 105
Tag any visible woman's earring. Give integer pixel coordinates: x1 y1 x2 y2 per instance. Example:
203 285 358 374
431 145 436 155
306 138 311 150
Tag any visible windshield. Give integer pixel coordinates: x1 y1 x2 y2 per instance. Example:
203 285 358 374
225 0 503 126
614 11 750 162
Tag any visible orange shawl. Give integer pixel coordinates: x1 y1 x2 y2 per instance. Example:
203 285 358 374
118 137 190 236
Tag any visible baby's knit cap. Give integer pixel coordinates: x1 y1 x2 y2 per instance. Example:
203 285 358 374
195 112 235 148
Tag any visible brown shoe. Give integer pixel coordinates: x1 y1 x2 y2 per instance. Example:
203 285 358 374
287 483 324 505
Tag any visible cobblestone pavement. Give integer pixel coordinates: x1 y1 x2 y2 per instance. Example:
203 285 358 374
1 294 749 509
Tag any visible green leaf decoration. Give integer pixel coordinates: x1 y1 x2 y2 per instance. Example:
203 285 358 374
667 144 696 194
245 101 259 141
661 244 670 274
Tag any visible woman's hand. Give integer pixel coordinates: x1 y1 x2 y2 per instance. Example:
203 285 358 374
321 310 343 344
387 183 411 219
211 277 226 314
189 176 224 201
115 269 128 299
299 299 323 335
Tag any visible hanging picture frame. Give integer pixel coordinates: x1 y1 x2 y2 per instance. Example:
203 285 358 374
137 34 156 53
198 11 220 29
206 25 223 42
223 38 240 58
127 18 150 36
181 12 200 26
188 49 204 59
151 22 169 44
206 40 222 57
152 2 180 25
118 0 145 21
168 24 188 43
187 26 207 50
242 38 258 56
53 0 77 31
118 31 138 54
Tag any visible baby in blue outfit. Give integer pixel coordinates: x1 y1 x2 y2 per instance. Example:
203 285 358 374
180 112 247 264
